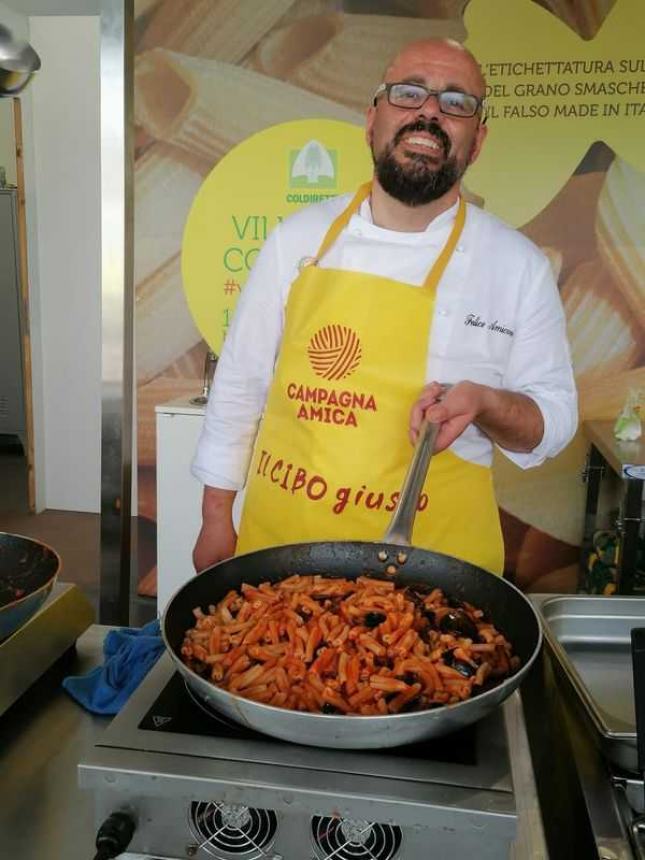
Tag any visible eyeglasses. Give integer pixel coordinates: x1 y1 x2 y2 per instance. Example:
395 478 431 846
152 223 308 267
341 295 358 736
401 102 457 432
372 82 484 118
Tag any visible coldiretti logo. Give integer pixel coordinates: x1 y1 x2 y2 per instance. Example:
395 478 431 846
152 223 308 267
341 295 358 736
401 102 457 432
289 140 338 189
307 324 362 381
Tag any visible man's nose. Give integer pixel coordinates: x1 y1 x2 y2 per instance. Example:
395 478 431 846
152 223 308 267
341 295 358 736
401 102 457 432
416 93 442 120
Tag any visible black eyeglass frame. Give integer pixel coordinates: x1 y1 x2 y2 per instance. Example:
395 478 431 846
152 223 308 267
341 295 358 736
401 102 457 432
372 82 485 119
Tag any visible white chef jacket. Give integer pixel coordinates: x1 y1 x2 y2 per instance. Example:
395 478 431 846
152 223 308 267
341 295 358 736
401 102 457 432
192 194 578 493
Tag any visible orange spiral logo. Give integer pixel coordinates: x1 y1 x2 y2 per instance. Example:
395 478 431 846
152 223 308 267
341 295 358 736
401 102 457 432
307 324 362 380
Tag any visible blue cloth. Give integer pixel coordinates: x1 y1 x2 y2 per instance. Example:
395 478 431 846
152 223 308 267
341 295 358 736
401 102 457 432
63 619 164 715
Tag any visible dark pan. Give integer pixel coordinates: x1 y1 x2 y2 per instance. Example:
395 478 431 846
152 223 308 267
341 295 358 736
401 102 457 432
163 540 541 748
0 532 61 640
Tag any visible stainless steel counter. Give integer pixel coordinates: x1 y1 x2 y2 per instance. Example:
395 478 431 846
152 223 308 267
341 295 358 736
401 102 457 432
527 595 639 860
0 625 547 859
0 626 112 860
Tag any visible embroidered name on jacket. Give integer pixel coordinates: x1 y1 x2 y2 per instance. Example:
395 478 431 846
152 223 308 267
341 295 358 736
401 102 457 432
464 313 514 337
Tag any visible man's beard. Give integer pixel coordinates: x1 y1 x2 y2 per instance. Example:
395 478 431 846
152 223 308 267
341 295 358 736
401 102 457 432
373 119 468 207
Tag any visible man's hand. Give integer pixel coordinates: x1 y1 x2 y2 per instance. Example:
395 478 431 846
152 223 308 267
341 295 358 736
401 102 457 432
409 380 544 453
192 486 237 573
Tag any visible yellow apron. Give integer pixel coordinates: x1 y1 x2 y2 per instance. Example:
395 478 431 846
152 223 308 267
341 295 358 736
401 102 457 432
236 183 504 574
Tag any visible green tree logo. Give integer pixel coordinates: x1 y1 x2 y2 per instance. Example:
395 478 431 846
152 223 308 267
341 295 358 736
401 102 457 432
289 140 337 188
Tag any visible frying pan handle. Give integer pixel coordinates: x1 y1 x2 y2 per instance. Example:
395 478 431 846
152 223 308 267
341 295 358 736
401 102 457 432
631 628 645 778
382 420 439 546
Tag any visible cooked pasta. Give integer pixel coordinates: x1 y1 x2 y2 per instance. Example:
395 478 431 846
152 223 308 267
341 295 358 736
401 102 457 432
180 575 519 715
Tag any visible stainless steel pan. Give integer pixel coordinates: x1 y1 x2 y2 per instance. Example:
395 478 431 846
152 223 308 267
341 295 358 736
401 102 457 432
163 423 542 748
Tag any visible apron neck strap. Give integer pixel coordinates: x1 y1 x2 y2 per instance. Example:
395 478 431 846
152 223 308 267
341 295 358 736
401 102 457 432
313 182 372 263
312 183 467 295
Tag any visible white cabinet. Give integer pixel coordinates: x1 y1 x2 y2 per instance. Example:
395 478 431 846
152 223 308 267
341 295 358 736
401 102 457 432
155 399 205 614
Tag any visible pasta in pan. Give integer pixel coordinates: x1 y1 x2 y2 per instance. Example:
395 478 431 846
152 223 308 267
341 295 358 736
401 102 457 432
180 575 520 716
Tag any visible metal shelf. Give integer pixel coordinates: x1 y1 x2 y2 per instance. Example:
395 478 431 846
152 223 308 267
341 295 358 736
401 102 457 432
582 420 644 595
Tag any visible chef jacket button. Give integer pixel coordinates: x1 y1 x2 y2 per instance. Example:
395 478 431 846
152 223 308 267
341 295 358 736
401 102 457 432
437 308 449 317
456 244 465 252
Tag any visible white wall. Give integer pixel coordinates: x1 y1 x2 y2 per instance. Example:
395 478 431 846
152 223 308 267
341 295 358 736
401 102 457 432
0 0 26 35
29 15 101 512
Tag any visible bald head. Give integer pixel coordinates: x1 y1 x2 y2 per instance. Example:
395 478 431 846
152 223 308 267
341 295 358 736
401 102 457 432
383 39 486 101
366 37 488 213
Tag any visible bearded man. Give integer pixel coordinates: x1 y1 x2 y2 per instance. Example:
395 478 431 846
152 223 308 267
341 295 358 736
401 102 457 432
191 39 577 577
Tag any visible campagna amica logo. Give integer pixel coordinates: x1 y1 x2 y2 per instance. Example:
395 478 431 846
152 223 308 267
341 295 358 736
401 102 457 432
289 140 337 189
307 324 362 380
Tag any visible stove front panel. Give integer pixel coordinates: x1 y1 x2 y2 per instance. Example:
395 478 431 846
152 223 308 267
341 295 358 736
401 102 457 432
87 787 516 860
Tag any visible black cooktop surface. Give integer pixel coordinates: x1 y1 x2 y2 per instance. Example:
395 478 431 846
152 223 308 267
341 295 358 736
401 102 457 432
138 671 478 766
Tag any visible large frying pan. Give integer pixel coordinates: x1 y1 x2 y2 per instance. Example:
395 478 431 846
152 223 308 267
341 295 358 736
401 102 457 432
0 532 61 641
163 424 542 749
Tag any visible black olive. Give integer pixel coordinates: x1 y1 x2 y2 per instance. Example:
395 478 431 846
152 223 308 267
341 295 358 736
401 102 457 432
321 703 338 714
401 697 422 713
439 609 479 641
447 596 465 609
401 672 418 686
364 611 386 628
423 609 437 627
453 660 476 678
419 627 434 646
442 649 455 667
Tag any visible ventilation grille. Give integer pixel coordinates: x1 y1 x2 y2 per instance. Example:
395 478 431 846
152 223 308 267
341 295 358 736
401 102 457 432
0 395 8 421
189 802 277 859
312 816 402 860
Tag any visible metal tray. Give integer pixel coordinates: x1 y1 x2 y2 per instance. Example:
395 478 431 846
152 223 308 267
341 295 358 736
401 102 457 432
540 595 645 773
